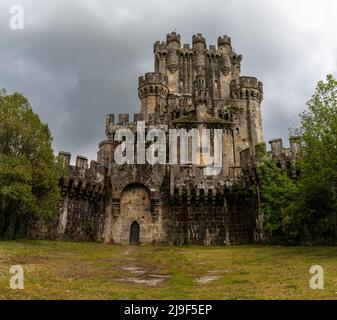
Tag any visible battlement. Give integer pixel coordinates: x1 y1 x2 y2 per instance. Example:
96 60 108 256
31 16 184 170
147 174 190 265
268 136 301 157
166 31 181 45
239 76 263 91
138 72 169 101
105 113 143 126
104 113 145 137
76 155 88 169
268 138 283 156
105 114 114 136
230 76 263 101
267 136 301 178
192 33 206 45
154 41 167 54
118 114 129 125
104 113 172 132
218 35 231 47
231 53 242 64
58 151 105 172
153 33 245 81
105 114 115 132
58 151 71 166
138 72 168 87
154 33 235 53
289 136 301 157
58 151 106 200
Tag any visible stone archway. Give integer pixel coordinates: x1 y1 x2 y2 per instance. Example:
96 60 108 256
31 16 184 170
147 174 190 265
114 183 152 244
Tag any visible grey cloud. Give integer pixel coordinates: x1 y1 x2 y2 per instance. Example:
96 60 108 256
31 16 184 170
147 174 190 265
0 0 336 161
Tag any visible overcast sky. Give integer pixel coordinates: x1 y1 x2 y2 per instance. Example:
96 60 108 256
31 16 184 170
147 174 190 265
0 0 336 162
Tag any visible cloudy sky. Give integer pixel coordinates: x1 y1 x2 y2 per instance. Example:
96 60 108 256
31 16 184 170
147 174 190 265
0 0 336 162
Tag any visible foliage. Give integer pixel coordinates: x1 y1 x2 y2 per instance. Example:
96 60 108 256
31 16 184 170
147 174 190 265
0 90 61 239
283 74 337 245
254 154 298 242
256 75 337 245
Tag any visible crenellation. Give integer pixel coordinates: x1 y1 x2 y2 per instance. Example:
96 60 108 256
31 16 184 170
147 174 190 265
217 35 231 47
58 151 71 167
192 33 206 46
154 41 167 53
106 113 115 124
118 113 129 125
105 114 115 137
59 162 105 198
133 113 142 123
231 77 263 102
269 138 283 156
166 31 181 46
289 135 301 157
76 155 88 169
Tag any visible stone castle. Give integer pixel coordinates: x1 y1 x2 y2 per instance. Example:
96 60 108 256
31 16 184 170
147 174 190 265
50 32 300 245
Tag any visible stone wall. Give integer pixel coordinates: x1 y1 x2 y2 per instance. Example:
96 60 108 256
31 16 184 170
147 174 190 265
168 189 256 245
57 196 106 241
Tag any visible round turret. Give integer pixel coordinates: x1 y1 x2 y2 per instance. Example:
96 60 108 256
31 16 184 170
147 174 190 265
217 35 231 48
166 32 181 48
192 33 206 54
138 73 169 100
231 76 263 102
166 33 180 73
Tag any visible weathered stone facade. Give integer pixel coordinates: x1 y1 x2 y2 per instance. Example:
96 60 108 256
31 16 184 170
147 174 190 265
54 32 295 245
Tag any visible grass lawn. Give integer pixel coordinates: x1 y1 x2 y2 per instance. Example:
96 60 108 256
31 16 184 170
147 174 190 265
0 240 336 299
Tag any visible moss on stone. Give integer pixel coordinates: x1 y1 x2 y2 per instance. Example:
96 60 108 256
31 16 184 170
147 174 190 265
207 116 228 124
172 115 197 123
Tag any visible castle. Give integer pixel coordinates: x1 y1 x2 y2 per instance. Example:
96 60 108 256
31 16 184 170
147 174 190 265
50 32 299 245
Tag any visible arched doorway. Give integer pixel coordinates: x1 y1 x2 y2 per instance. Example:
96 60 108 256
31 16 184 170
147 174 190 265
115 183 152 244
130 221 140 245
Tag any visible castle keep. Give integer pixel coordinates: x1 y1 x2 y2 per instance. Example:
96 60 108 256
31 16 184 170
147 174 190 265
52 32 299 245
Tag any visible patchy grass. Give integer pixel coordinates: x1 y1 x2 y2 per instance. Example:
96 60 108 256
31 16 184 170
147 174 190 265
0 241 336 299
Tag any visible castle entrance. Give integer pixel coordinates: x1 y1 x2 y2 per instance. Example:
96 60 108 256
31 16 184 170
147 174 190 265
130 221 140 245
118 183 152 244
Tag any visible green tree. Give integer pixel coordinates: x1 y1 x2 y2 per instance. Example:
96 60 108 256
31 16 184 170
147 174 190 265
0 89 60 239
254 154 298 242
284 74 337 244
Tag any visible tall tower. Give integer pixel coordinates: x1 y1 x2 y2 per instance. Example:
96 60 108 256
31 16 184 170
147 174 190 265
231 76 264 155
138 72 169 124
192 33 208 122
140 32 264 167
217 35 233 100
166 32 181 92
